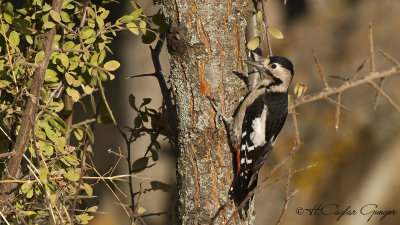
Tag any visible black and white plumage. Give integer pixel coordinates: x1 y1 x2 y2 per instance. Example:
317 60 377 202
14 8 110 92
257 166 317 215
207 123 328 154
226 56 294 216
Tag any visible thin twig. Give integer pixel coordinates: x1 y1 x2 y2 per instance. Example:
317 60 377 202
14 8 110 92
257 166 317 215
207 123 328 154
378 49 400 66
350 54 370 81
335 94 341 131
71 118 96 129
96 76 117 125
3 195 29 225
369 23 376 73
0 211 11 225
275 156 295 225
140 211 169 218
368 81 400 112
290 108 301 145
323 96 351 112
312 50 329 89
261 1 273 56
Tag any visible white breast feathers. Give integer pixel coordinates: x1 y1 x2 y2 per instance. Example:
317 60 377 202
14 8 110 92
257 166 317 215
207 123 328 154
249 106 267 147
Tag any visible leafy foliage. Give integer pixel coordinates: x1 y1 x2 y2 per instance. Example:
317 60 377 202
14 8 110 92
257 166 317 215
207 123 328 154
0 0 168 224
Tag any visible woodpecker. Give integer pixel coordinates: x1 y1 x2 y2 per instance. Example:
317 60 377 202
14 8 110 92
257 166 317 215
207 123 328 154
211 56 294 216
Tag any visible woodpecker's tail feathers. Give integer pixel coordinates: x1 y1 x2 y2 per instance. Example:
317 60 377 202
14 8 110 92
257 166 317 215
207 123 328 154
228 170 258 218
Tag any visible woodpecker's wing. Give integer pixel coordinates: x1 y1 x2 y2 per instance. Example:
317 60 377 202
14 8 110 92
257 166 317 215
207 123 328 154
242 92 288 174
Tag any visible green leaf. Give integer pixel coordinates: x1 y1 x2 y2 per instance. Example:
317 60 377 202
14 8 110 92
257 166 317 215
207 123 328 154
247 36 260 51
134 116 142 128
99 10 110 20
98 50 106 64
65 169 80 182
35 51 45 63
257 11 263 23
268 28 284 39
62 155 79 166
65 73 75 85
26 189 34 198
58 53 69 68
9 31 20 46
140 98 151 107
38 168 49 185
104 60 120 71
129 94 137 110
132 157 149 173
45 69 59 82
73 128 84 141
150 148 159 161
83 183 93 197
25 35 33 44
127 22 139 35
120 15 133 23
50 10 61 22
3 12 13 24
150 181 173 193
142 30 156 44
66 87 80 102
81 27 95 39
62 41 75 49
60 11 71 22
96 16 104 28
83 85 94 95
44 21 56 29
76 213 94 224
139 20 146 35
137 206 146 215
152 14 166 33
37 141 54 157
20 182 33 194
130 8 143 20
86 126 94 144
44 127 58 143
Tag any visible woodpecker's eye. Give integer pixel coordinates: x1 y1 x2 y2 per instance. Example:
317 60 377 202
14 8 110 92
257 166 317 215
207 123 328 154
270 63 277 69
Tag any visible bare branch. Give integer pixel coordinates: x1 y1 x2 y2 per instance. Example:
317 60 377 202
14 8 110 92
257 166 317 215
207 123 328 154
312 50 329 89
294 66 399 107
17 61 39 68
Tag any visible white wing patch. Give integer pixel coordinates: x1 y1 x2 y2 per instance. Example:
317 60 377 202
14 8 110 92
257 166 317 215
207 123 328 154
249 106 268 147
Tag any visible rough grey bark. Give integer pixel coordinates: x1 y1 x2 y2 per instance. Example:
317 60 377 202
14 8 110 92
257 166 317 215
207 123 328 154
164 0 257 224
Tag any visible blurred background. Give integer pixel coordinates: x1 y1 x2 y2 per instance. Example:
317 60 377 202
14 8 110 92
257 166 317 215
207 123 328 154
88 0 400 224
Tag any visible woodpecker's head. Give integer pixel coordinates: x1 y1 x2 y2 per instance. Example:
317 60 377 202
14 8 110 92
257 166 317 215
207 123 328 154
245 56 294 92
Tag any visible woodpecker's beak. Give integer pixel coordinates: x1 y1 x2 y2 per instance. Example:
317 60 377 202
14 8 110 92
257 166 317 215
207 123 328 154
244 60 264 70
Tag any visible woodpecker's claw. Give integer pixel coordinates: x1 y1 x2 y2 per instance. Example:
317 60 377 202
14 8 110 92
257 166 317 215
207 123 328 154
207 96 232 131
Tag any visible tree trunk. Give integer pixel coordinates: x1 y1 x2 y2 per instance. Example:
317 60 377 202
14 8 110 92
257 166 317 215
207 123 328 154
164 0 256 224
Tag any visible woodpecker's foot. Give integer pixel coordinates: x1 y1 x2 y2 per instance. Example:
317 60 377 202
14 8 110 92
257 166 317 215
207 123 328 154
232 71 249 88
207 97 232 131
